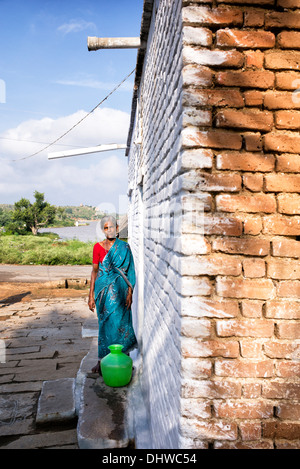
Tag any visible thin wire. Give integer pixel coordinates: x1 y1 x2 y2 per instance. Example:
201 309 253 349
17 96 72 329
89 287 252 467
0 136 87 148
13 68 135 162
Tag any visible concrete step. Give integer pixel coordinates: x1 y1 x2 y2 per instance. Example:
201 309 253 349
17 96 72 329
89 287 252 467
36 377 76 425
76 376 132 449
35 338 151 449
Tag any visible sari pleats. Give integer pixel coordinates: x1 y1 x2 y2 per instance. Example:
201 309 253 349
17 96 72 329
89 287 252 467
94 239 137 359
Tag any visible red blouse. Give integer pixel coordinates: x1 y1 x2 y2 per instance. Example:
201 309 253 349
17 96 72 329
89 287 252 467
93 243 109 264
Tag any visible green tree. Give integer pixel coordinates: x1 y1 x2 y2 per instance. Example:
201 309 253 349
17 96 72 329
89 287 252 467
11 191 56 235
0 208 12 227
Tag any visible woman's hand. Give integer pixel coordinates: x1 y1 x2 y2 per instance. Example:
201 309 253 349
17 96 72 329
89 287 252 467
88 296 95 312
125 288 133 310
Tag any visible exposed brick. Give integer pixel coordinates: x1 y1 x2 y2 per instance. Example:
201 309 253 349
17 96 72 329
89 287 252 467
215 359 274 378
244 133 263 152
276 71 300 90
276 403 300 420
263 422 300 440
183 88 244 107
239 422 262 441
243 173 264 192
182 379 241 399
216 109 273 132
265 174 300 192
181 397 211 420
181 254 242 276
216 29 275 49
216 277 275 299
275 110 300 129
277 323 300 339
183 46 244 68
182 297 239 318
182 6 243 26
216 70 274 89
182 127 243 150
243 217 263 235
278 31 300 49
216 194 276 213
244 90 264 107
240 339 263 358
214 400 273 419
182 337 239 358
265 12 300 29
278 194 300 215
264 132 300 154
263 215 300 236
277 362 300 379
204 215 243 236
265 50 300 70
245 50 264 69
180 149 213 170
182 318 212 338
181 418 238 441
182 26 213 46
266 300 300 318
216 318 273 337
262 382 300 399
242 383 261 399
276 154 300 173
182 170 241 192
183 107 212 127
181 358 212 380
216 151 274 172
268 258 300 280
243 258 266 278
241 300 263 318
278 0 300 7
272 238 300 257
264 340 300 359
244 10 265 27
212 237 270 256
218 0 273 3
182 64 213 87
277 280 300 298
264 91 300 110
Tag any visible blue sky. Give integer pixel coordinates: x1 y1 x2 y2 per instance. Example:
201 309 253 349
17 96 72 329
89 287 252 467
0 0 143 211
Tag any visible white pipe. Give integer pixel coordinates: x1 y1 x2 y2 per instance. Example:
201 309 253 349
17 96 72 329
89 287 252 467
88 36 141 50
48 144 127 159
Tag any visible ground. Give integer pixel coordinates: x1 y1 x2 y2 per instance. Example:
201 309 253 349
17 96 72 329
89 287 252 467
0 279 94 449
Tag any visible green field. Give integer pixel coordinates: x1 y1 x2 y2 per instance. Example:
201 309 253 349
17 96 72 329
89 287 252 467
0 233 94 265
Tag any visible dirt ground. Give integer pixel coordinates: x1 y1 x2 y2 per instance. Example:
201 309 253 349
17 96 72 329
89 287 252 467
0 282 89 305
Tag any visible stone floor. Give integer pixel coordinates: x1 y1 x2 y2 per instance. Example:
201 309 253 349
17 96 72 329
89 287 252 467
0 284 94 449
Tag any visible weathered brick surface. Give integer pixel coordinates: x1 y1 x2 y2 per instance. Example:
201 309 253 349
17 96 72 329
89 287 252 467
128 0 300 450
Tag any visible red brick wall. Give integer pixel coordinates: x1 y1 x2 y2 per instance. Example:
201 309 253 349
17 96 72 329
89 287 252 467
180 0 300 449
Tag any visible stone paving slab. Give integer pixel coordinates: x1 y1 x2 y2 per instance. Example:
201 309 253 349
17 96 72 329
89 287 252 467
36 378 76 425
0 296 94 448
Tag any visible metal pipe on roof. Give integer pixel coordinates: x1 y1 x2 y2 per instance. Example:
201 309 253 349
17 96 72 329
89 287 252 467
88 37 141 50
48 144 127 160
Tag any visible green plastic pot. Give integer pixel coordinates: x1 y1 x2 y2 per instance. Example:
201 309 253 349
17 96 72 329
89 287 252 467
100 344 133 387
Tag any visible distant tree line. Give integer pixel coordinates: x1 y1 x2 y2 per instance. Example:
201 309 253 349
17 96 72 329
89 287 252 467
0 192 104 236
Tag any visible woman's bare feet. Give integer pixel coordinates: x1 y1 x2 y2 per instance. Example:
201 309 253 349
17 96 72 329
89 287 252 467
92 361 101 375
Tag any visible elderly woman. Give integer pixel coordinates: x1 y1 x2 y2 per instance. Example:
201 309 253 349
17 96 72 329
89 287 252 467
88 216 137 374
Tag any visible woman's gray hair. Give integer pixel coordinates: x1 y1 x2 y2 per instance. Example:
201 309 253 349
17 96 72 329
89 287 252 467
100 215 118 230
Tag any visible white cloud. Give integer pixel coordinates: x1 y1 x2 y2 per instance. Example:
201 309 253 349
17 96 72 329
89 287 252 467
0 107 131 208
56 78 134 92
57 19 96 35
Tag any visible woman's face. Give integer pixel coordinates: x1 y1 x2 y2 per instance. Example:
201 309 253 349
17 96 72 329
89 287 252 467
103 221 117 239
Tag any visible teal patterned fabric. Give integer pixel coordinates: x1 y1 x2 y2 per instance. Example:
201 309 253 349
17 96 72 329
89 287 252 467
94 238 137 359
